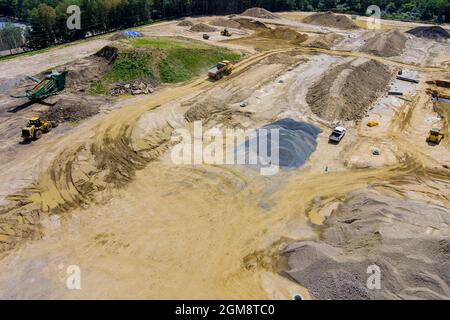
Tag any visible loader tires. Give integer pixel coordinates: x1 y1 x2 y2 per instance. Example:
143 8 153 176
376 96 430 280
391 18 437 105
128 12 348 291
35 130 42 140
45 123 52 132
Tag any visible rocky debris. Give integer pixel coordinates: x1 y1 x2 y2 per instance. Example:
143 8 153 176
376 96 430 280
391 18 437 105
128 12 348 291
362 29 408 57
282 191 450 300
110 80 155 96
407 26 450 41
177 20 194 27
190 23 217 32
303 11 359 30
241 7 280 19
306 58 392 121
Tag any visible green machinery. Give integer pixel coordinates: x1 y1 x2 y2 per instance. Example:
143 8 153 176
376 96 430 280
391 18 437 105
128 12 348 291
13 71 68 102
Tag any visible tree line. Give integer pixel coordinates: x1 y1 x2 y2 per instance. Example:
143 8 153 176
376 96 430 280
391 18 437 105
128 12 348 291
0 0 449 51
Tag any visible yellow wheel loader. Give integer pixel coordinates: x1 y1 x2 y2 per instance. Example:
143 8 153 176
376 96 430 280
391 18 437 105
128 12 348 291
426 128 444 144
21 117 54 141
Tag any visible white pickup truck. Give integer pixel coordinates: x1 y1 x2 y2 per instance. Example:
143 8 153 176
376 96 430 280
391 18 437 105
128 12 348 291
328 126 347 143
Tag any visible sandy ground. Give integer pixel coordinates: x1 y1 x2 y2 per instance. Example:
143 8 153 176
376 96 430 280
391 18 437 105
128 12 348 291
0 13 449 299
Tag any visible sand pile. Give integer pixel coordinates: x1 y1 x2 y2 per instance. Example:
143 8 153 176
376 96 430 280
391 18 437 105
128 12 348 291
306 58 392 121
190 23 217 32
407 26 450 41
209 18 240 29
257 27 308 43
41 95 102 124
241 7 279 19
232 18 268 30
282 191 450 299
303 11 358 30
303 32 343 49
362 29 407 57
177 20 194 27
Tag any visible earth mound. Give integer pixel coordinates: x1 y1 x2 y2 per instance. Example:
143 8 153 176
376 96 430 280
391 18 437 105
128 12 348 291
190 23 217 32
257 27 308 43
232 18 269 30
41 95 103 124
407 26 450 40
303 11 358 30
239 118 322 169
241 7 279 19
303 32 343 49
209 18 241 29
306 58 392 121
362 29 407 57
177 20 194 27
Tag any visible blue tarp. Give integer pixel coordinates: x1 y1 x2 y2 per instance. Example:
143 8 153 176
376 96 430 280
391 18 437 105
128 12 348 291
122 30 142 38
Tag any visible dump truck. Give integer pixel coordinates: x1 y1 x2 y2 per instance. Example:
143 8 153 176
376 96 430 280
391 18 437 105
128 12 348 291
21 116 54 141
13 71 68 102
208 60 234 80
426 128 444 144
221 29 232 37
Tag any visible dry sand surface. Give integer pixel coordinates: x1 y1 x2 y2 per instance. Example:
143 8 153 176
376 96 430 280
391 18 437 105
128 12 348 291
0 10 449 299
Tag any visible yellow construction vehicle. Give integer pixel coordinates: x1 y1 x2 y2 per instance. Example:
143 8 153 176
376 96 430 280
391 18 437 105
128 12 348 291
220 28 232 37
426 128 444 144
367 120 379 127
21 116 53 141
208 60 234 80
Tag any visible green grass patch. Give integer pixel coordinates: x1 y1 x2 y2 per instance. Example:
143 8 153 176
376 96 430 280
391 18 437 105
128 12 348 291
158 48 240 83
130 37 209 50
89 51 155 95
90 37 240 94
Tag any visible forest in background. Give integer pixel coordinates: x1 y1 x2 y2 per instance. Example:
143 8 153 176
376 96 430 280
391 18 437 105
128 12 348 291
0 0 449 51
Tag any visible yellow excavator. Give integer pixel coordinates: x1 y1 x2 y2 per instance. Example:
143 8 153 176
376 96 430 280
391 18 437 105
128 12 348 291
426 128 444 144
21 116 54 141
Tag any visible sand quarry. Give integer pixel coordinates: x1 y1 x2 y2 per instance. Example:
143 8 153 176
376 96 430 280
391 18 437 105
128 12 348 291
0 9 449 299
